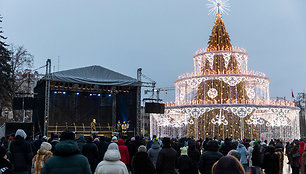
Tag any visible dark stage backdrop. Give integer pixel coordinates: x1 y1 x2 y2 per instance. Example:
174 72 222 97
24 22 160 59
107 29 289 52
33 81 137 135
50 92 113 126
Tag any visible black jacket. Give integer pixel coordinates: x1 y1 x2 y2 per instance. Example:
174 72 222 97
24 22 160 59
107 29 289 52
94 139 109 162
132 151 156 174
252 145 266 167
82 142 99 173
176 155 195 174
219 141 234 156
187 141 201 172
199 150 223 174
262 146 279 174
156 147 178 174
9 136 33 172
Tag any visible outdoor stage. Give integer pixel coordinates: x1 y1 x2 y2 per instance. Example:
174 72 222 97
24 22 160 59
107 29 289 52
33 65 141 137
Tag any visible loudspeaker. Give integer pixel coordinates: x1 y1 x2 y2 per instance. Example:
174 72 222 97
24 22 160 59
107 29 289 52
13 97 23 110
145 102 165 114
13 97 35 110
24 97 34 110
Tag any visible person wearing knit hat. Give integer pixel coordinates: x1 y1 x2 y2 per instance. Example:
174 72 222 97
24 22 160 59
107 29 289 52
147 138 161 168
111 136 118 143
40 142 52 151
132 144 155 174
32 142 53 174
95 143 128 174
176 147 195 174
15 129 27 139
138 145 146 152
0 145 13 173
10 129 32 173
41 131 91 174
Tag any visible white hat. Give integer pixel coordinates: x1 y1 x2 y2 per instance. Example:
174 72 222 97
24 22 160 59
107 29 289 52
40 142 52 151
112 136 118 141
15 129 27 139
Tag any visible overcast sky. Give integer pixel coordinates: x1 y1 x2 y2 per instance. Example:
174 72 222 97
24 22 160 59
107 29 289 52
1 0 305 102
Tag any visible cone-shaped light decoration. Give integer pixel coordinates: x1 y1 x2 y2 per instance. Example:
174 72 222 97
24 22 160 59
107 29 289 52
207 14 232 51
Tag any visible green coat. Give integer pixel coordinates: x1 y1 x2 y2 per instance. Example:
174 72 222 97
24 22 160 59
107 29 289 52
41 140 91 174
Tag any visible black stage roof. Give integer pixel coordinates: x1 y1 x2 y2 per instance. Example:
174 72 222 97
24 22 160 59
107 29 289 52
47 65 139 86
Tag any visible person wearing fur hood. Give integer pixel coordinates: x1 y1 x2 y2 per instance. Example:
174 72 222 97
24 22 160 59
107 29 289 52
32 142 53 174
95 143 128 174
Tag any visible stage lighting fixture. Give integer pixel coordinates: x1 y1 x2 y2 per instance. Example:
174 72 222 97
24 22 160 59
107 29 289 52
76 92 80 95
97 94 101 97
54 91 58 94
63 92 67 95
108 94 112 97
89 94 93 96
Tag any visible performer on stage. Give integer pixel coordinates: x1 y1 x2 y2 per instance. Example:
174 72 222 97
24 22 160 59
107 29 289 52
90 119 97 132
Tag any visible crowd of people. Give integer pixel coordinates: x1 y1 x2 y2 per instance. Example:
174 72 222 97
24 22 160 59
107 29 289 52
0 129 306 174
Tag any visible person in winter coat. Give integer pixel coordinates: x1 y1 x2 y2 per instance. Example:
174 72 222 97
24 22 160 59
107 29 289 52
274 142 284 174
118 139 130 166
289 142 300 174
132 145 155 174
95 143 128 174
127 137 138 164
263 146 279 174
236 143 249 172
77 134 86 153
187 140 201 173
0 145 13 174
82 136 99 173
156 137 178 174
212 156 245 174
49 134 59 153
147 135 157 150
219 138 234 156
199 140 223 174
41 131 91 174
176 146 195 174
252 141 264 171
94 136 109 163
9 129 33 174
32 142 53 174
147 138 161 168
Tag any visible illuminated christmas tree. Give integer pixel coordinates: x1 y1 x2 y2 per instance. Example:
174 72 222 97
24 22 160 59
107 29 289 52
150 1 300 141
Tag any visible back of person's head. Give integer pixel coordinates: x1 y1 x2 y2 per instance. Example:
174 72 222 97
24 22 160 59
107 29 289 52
40 142 52 151
138 145 146 152
162 137 171 148
188 140 196 150
104 143 121 161
60 130 75 141
206 140 219 152
86 136 93 143
212 156 245 174
15 129 27 139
